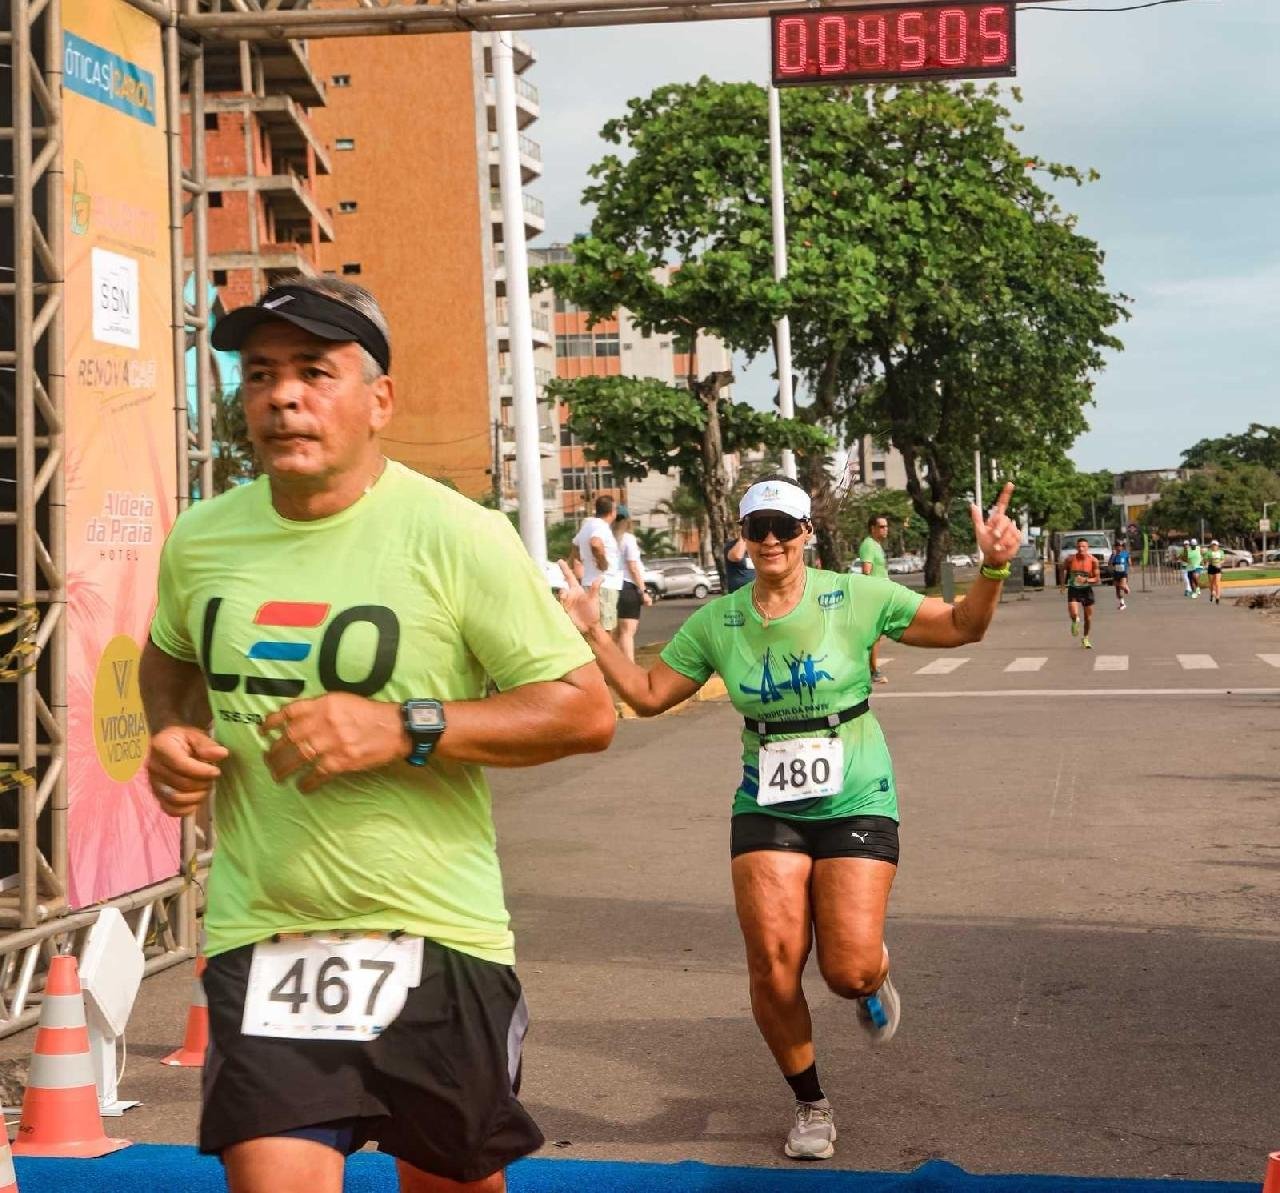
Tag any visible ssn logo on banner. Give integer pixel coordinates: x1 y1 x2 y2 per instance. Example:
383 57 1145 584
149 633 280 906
91 247 139 348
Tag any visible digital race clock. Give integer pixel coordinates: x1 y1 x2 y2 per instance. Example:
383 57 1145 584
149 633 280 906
771 2 1017 87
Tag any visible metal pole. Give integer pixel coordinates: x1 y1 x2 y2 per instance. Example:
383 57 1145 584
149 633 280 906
165 19 190 512
767 85 796 482
44 0 68 900
13 0 38 928
973 446 982 514
188 27 214 504
1263 502 1273 565
492 33 547 564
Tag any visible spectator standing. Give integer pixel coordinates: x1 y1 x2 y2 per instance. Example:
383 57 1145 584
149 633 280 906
571 496 624 633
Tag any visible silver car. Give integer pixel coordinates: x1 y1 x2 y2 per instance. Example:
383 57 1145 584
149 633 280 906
646 559 716 599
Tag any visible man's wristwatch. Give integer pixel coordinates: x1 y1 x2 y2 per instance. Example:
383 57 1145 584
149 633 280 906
401 700 446 767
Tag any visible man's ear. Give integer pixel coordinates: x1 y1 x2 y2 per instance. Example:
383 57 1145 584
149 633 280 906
370 373 394 432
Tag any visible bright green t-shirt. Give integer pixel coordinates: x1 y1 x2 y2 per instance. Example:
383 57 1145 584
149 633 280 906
1185 546 1203 569
1206 548 1224 568
660 569 924 822
149 462 593 964
857 536 889 579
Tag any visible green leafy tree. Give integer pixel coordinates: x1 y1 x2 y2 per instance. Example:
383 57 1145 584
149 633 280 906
634 526 675 556
212 386 257 494
1182 424 1280 472
1145 464 1280 543
805 86 1127 583
541 79 1124 583
546 519 577 562
544 374 828 577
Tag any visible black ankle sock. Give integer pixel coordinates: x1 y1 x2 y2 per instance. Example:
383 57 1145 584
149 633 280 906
784 1062 825 1104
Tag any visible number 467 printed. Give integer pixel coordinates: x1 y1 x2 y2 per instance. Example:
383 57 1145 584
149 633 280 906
242 934 425 1042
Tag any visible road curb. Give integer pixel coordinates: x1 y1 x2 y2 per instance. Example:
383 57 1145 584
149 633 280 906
616 675 728 720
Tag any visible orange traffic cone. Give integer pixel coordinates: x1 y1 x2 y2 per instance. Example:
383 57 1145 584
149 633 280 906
12 953 129 1157
1263 1151 1280 1193
0 1135 17 1192
161 952 207 1067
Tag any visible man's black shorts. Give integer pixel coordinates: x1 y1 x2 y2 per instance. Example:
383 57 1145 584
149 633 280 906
200 939 543 1182
617 581 643 620
1066 586 1095 606
730 812 899 864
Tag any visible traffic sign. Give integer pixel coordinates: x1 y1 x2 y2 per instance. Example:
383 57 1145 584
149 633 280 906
771 2 1016 88
1260 518 1271 533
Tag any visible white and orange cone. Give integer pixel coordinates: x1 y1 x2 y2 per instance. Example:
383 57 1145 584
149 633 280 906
161 952 207 1067
12 953 129 1158
1263 1151 1280 1193
0 1134 18 1192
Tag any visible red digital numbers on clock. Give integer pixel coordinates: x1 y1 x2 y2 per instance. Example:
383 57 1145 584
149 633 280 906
772 2 1016 87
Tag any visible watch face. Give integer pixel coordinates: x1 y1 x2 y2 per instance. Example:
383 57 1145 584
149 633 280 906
407 704 443 730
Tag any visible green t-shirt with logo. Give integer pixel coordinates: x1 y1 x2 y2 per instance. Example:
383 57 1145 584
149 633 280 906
857 536 889 579
660 569 924 822
149 462 593 964
1185 546 1203 569
1206 548 1224 568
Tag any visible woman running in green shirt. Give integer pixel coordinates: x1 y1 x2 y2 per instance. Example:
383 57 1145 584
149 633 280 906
558 477 1022 1163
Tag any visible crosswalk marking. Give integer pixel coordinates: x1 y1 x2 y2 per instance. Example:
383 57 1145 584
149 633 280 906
1259 654 1280 669
1005 657 1047 673
1177 654 1218 670
1094 655 1129 672
916 657 970 676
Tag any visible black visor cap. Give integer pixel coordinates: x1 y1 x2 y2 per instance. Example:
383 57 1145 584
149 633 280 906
211 286 391 374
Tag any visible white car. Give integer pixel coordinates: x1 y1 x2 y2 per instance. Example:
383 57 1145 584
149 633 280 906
946 553 973 568
886 556 916 575
1221 549 1253 568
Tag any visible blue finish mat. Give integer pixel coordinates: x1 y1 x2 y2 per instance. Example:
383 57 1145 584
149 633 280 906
10 1147 1262 1192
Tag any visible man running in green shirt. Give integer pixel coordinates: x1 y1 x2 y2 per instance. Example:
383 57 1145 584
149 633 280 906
857 514 891 684
1182 539 1204 599
142 277 615 1193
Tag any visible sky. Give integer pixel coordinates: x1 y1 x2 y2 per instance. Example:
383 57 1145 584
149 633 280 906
525 0 1280 473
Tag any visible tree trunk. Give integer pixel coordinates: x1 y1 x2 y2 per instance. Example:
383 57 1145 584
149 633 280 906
924 515 950 588
694 369 735 590
900 442 952 588
799 449 844 571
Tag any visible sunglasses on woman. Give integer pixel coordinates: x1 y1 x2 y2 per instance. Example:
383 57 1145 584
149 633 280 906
742 513 808 543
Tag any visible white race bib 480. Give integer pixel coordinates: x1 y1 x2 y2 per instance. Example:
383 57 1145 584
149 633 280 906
242 933 424 1042
757 736 844 806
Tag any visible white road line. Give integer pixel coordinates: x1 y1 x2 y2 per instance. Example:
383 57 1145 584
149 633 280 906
875 688 1280 700
1094 655 1129 672
877 657 896 666
1005 657 1047 673
915 657 970 676
1177 654 1218 670
1259 654 1280 668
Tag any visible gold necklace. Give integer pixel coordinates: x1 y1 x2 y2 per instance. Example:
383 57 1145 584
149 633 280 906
751 573 806 628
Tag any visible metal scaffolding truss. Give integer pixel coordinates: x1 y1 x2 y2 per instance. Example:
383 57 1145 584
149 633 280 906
0 0 213 1037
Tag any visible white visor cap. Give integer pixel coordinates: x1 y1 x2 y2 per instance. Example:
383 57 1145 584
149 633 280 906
739 479 811 521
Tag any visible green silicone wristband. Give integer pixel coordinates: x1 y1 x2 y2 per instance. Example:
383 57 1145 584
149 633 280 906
980 563 1011 581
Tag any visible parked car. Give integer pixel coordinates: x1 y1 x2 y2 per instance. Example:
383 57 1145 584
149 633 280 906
645 559 716 599
946 553 974 569
1015 543 1045 588
886 556 917 576
1222 548 1253 568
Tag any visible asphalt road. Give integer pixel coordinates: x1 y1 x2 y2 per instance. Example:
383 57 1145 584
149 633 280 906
10 584 1277 1180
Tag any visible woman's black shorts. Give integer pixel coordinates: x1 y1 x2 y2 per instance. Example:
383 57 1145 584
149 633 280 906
200 939 542 1182
617 581 643 620
1067 586 1095 606
1207 566 1222 576
730 812 899 863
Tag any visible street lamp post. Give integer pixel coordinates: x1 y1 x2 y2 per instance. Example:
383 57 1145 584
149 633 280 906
1264 501 1275 566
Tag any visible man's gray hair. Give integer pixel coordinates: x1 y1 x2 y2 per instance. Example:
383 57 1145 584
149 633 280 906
273 274 391 382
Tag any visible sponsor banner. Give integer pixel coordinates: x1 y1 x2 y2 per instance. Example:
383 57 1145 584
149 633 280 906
63 0 179 906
